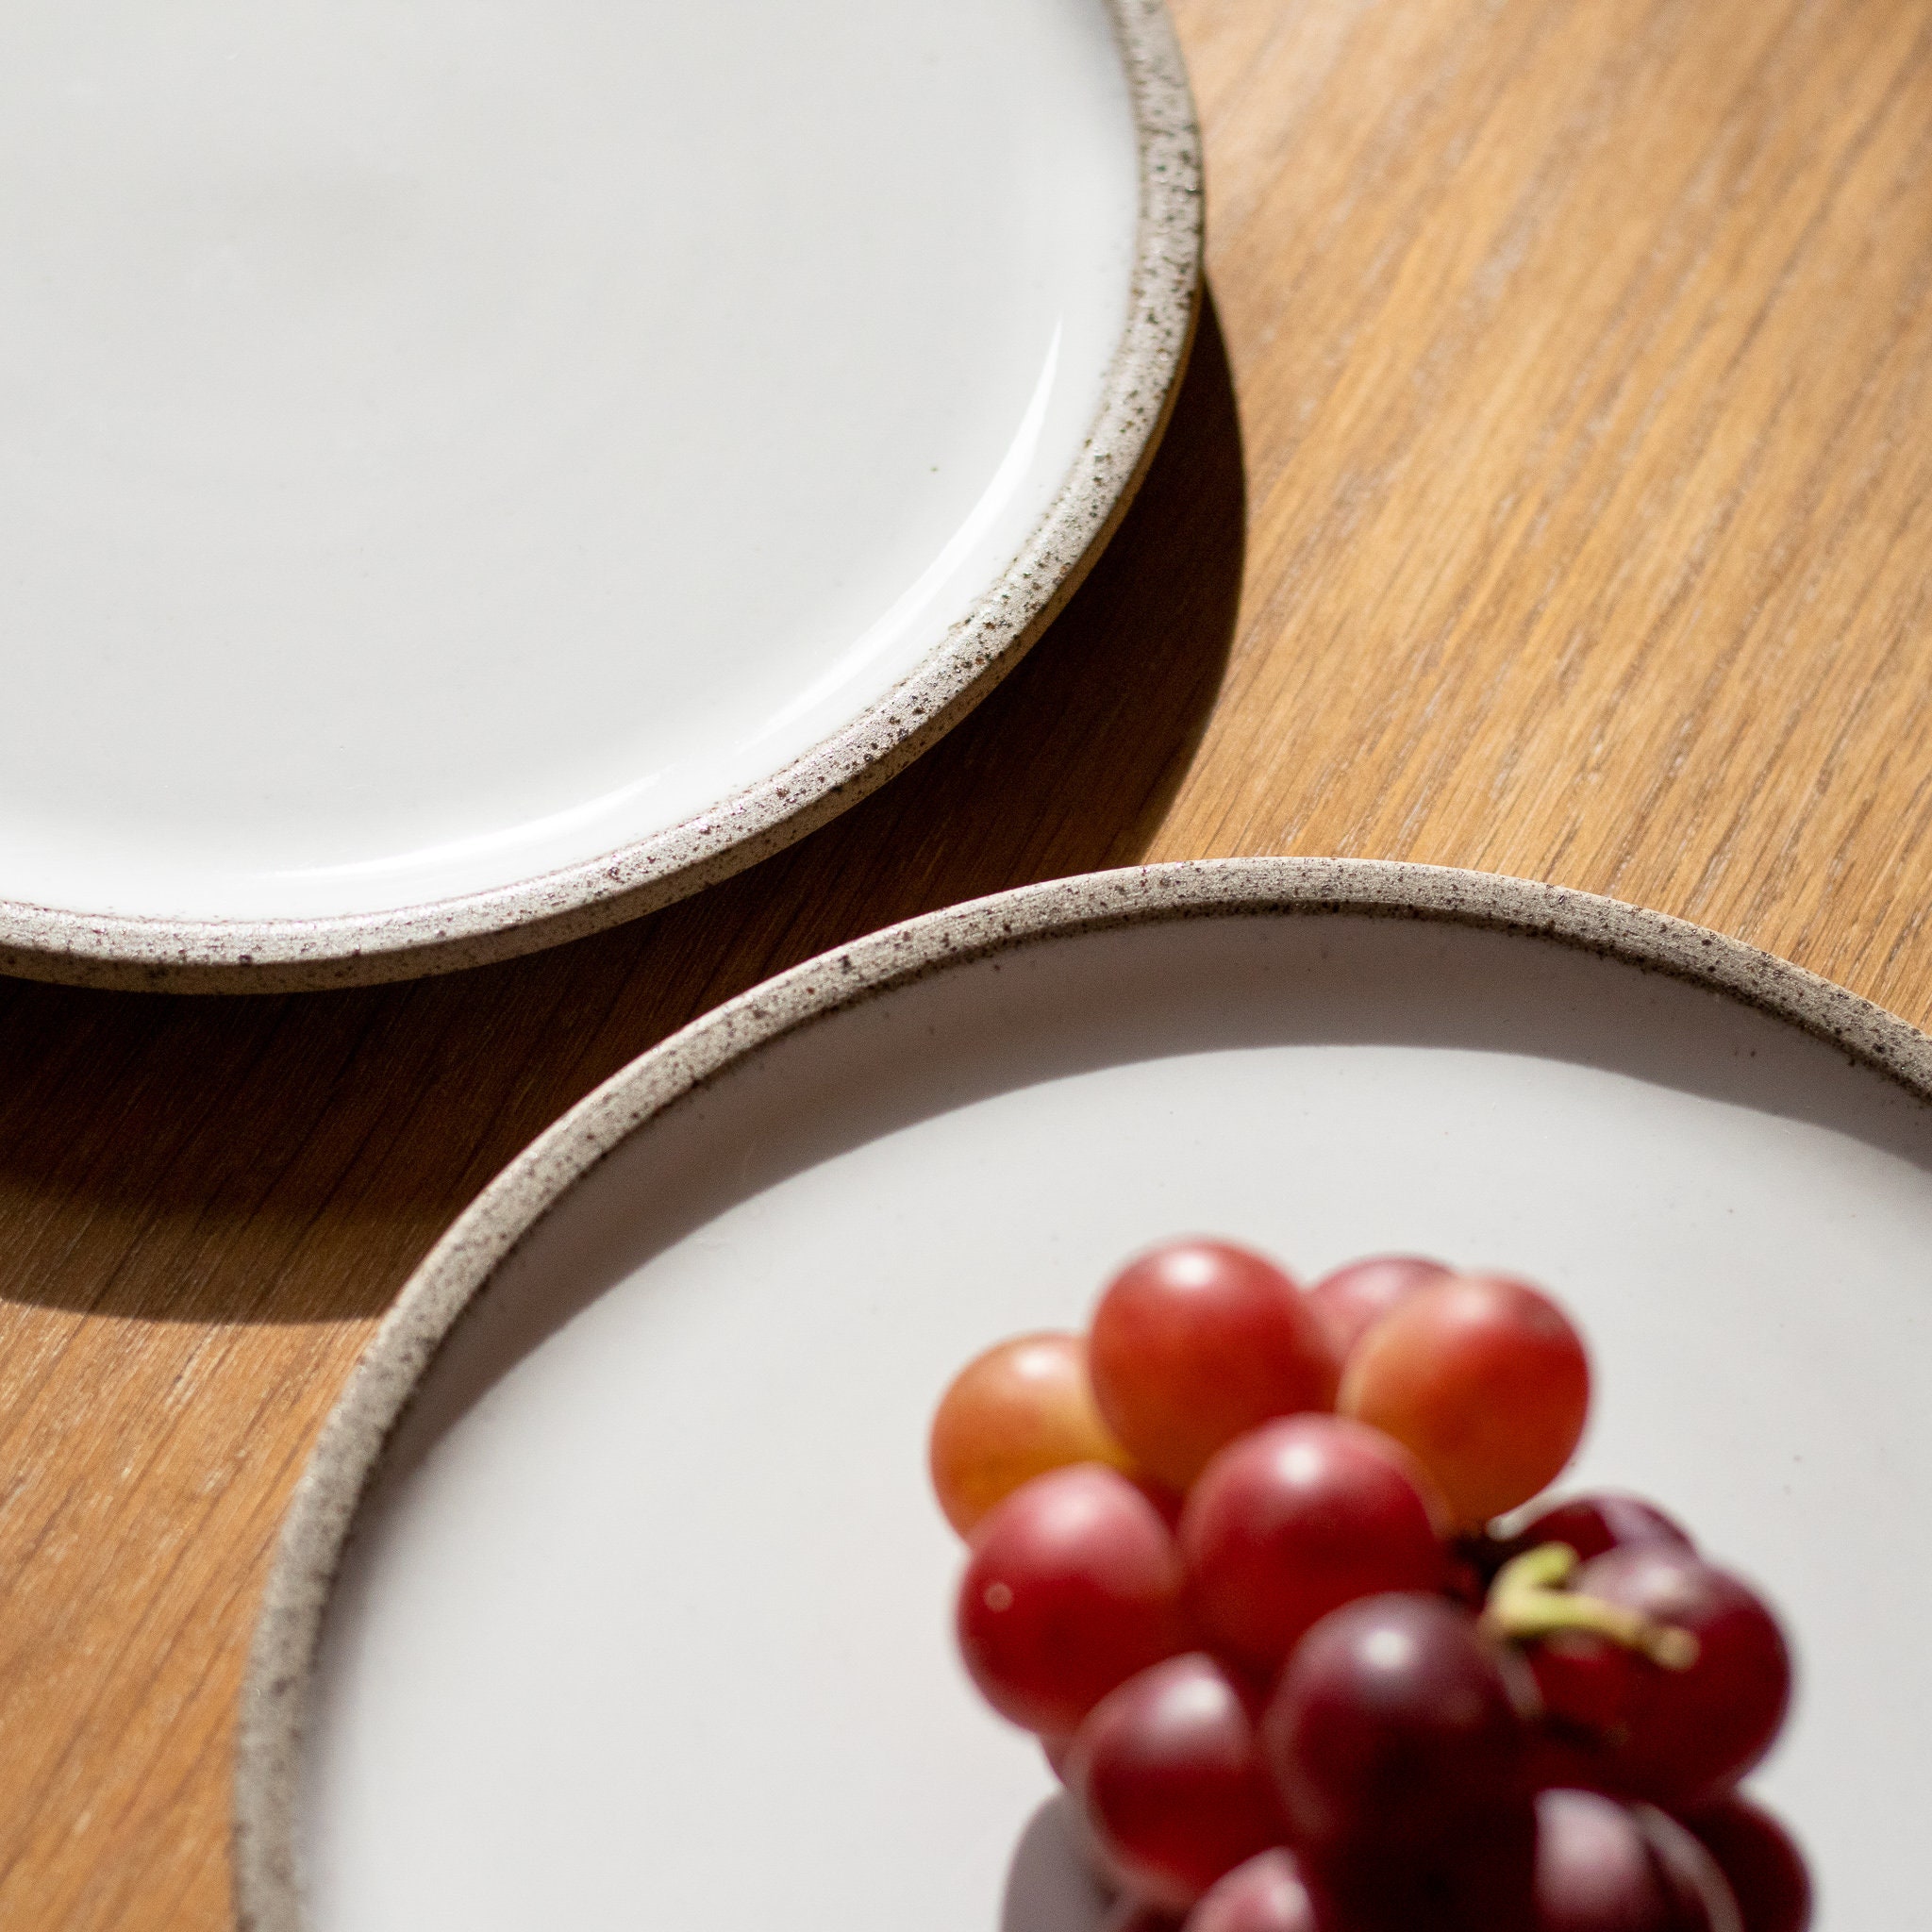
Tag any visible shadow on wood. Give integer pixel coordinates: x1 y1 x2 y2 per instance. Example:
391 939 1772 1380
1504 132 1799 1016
0 295 1245 1324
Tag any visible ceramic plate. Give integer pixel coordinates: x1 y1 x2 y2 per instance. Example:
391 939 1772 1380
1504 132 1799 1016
237 859 1932 1929
0 0 1196 991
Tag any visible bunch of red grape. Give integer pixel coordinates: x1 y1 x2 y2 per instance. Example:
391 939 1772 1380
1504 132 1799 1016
930 1243 1808 1932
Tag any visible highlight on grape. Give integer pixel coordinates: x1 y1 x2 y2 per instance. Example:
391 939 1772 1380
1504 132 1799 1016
931 1241 1807 1932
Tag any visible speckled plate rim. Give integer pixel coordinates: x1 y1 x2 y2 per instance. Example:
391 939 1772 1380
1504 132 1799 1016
231 853 1932 1930
0 0 1201 997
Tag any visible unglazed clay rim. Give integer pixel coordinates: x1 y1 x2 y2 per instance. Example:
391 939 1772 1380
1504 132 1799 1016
233 854 1932 1929
0 0 1202 995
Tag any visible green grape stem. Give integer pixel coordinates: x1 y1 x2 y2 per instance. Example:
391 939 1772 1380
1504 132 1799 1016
1480 1542 1700 1670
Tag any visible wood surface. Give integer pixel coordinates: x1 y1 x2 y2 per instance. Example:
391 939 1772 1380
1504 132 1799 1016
4 0 1931 1924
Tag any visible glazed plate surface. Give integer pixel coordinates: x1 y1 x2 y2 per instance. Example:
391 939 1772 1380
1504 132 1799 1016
242 863 1931 1929
0 0 1191 986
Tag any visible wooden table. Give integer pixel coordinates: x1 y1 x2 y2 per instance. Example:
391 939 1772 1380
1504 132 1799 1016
5 1 1929 1923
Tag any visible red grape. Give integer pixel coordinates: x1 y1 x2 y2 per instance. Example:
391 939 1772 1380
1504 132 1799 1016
1533 1788 1741 1931
930 1331 1136 1535
1306 1255 1453 1361
1184 1850 1321 1932
1263 1592 1529 1854
1068 1654 1286 1911
1090 1241 1340 1490
1180 1415 1448 1674
1683 1796 1810 1932
1303 1806 1539 1932
1507 1493 1694 1567
1339 1274 1590 1527
1524 1547 1791 1810
957 1465 1191 1735
938 1243 1799 1932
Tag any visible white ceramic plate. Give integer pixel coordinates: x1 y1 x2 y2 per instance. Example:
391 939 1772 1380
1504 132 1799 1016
237 860 1932 1930
0 0 1196 991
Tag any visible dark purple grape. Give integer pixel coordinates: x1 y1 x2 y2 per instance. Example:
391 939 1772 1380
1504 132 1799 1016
1683 1796 1811 1932
1104 1905 1183 1932
1525 1549 1790 1809
1508 1494 1695 1565
1183 1849 1322 1932
1644 1807 1748 1932
1467 1493 1691 1599
1263 1592 1529 1854
1304 1805 1538 1932
1534 1788 1741 1930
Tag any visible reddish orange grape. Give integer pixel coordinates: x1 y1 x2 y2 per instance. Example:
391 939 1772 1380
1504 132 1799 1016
1089 1241 1340 1491
1337 1274 1590 1528
930 1332 1134 1536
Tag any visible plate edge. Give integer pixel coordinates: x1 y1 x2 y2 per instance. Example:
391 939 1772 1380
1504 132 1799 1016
0 0 1205 994
230 853 1932 1930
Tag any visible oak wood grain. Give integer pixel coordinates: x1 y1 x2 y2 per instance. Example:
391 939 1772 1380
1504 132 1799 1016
5 2 1931 1924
